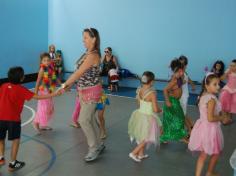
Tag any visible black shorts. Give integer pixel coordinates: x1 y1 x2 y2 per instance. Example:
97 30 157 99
0 121 21 140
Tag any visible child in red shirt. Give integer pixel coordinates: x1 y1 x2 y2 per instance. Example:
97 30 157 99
0 67 59 172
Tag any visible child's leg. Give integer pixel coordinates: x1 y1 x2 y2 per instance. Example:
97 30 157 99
98 108 106 138
0 121 7 160
138 144 146 156
72 96 81 124
206 154 219 175
10 139 20 162
131 141 146 156
0 140 5 158
110 84 113 92
195 152 208 176
185 116 194 134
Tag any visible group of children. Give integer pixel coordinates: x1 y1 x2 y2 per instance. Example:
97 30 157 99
128 57 236 176
0 50 236 175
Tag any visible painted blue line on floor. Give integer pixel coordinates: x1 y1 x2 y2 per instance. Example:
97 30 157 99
22 134 56 176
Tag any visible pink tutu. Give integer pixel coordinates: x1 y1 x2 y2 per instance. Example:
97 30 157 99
188 120 224 155
220 89 236 114
188 94 224 155
34 90 54 127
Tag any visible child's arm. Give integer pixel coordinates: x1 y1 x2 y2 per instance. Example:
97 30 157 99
151 92 162 113
163 79 176 107
32 91 59 100
150 92 163 128
220 68 231 81
207 99 225 122
35 68 44 94
188 77 196 91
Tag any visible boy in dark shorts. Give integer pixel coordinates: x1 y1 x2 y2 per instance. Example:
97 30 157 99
0 67 59 172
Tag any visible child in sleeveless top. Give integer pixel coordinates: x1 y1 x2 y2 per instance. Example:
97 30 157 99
179 55 195 136
33 53 57 133
188 73 229 176
128 71 162 162
160 59 188 144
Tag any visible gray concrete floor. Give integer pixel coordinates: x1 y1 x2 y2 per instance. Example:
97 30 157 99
0 91 235 176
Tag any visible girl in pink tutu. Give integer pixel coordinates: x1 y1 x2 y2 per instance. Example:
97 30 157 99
33 53 57 133
220 59 236 124
188 73 229 176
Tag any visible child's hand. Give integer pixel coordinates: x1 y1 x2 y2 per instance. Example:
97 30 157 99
191 84 196 91
160 127 163 135
166 101 172 107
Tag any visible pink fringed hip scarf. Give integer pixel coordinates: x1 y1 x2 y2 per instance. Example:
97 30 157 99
78 85 102 103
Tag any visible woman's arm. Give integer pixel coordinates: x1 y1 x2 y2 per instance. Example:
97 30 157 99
35 68 44 94
207 99 224 122
63 54 99 88
113 56 119 69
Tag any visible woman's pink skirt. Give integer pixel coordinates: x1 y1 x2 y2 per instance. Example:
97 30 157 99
34 90 54 127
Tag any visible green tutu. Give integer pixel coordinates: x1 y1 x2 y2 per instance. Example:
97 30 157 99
160 96 187 142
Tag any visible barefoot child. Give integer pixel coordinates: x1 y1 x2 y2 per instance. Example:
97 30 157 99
160 59 188 143
128 71 162 162
33 53 58 132
188 73 228 176
0 67 59 172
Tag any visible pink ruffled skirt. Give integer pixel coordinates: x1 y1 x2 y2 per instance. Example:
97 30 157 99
220 89 236 113
34 90 54 127
188 119 224 155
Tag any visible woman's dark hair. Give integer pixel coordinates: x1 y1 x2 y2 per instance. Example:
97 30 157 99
141 71 155 84
197 73 219 105
106 47 112 52
232 59 236 63
83 28 101 57
211 60 225 77
40 52 51 62
170 58 184 72
8 66 24 84
179 55 188 66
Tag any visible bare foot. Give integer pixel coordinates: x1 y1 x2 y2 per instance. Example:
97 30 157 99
70 122 81 128
180 138 189 144
33 123 41 134
206 172 220 176
41 126 53 131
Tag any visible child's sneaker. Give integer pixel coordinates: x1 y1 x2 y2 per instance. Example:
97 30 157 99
0 157 5 166
8 160 25 172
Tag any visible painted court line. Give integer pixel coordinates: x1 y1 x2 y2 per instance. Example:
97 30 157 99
22 105 35 127
20 104 56 176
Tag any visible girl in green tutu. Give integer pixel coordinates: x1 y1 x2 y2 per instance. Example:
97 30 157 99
128 71 162 162
160 59 188 144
